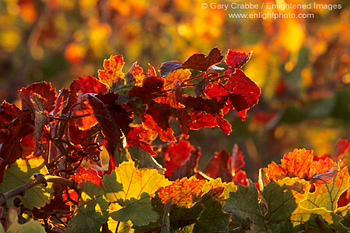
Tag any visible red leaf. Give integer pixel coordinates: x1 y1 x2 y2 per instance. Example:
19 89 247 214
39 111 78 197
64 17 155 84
147 63 157 77
159 47 223 76
164 140 195 178
234 170 248 186
182 47 223 71
0 102 33 181
171 148 201 180
334 139 350 158
142 114 175 142
204 150 233 182
20 82 57 114
127 125 156 155
204 70 261 121
146 102 172 130
231 144 245 171
225 50 252 70
266 149 314 181
127 62 146 86
70 75 108 95
71 166 102 186
129 76 166 101
87 93 132 173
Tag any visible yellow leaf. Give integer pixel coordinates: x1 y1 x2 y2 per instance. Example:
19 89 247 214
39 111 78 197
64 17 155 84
103 160 171 201
164 69 191 88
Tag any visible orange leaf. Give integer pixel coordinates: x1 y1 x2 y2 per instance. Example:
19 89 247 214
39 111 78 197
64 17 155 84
98 55 125 88
267 149 314 181
157 177 206 207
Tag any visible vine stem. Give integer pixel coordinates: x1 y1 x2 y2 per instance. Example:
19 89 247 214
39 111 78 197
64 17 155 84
0 174 77 206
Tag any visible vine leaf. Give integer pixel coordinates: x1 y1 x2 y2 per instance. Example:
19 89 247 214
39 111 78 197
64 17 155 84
225 50 252 72
160 47 223 76
124 146 163 172
193 195 230 233
67 181 109 233
266 149 314 181
102 161 169 227
98 54 125 88
6 207 45 233
204 150 232 182
127 62 146 87
301 167 350 211
0 158 53 209
204 69 261 121
164 69 191 88
163 140 195 178
157 177 206 208
0 102 32 181
334 139 350 158
262 178 310 226
87 93 132 172
109 193 159 226
171 148 201 180
290 207 342 228
182 47 223 71
71 166 102 186
102 160 170 202
70 75 108 95
223 180 266 231
20 82 57 114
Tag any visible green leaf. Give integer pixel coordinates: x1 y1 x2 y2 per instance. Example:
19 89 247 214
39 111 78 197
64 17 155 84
193 196 230 233
0 158 53 209
161 198 172 233
67 181 109 233
0 224 4 233
110 193 159 226
125 146 163 173
6 207 45 233
169 205 203 231
290 207 345 231
223 180 266 231
262 178 309 226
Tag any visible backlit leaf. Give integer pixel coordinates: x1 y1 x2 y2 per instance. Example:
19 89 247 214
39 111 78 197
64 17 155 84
67 181 109 233
0 102 32 181
20 82 57 114
267 149 314 181
223 180 267 231
102 160 170 202
127 62 146 87
204 150 232 182
182 47 223 71
225 50 252 71
158 177 206 208
0 157 53 209
301 167 350 211
6 207 45 233
98 55 125 88
164 69 191 88
171 148 201 180
164 140 194 178
262 178 310 226
193 195 230 233
334 139 350 158
109 192 159 226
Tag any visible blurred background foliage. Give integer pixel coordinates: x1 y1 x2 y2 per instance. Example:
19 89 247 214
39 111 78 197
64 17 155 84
0 0 349 180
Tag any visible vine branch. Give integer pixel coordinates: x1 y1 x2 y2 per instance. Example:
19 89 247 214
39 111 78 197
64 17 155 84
0 174 77 206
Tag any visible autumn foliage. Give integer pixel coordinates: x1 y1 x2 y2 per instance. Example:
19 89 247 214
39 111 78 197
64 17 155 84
0 47 350 232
